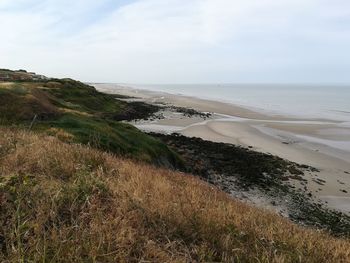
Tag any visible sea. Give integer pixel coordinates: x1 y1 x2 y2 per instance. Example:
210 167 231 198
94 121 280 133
128 84 350 123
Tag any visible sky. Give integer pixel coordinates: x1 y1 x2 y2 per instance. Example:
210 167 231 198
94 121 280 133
1 0 350 84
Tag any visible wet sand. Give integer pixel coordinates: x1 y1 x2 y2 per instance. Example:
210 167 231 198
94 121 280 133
94 83 350 214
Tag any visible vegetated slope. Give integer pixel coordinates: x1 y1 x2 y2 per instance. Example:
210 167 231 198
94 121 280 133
0 69 45 81
0 76 181 167
0 128 349 262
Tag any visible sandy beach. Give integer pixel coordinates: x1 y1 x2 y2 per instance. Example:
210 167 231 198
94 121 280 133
94 83 350 214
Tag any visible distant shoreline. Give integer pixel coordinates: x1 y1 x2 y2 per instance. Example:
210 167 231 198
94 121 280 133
93 83 350 215
93 83 350 123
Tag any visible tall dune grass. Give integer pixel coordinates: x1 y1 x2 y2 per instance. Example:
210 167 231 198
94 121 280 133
0 128 349 262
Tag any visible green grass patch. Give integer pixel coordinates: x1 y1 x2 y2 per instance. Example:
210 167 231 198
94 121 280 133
44 79 125 114
35 113 181 166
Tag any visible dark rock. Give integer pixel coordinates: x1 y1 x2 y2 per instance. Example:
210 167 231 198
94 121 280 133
108 101 160 121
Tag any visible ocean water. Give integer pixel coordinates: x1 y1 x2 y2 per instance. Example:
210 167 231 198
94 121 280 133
129 84 350 123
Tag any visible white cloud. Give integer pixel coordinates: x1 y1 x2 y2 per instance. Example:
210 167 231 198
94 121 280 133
0 0 349 83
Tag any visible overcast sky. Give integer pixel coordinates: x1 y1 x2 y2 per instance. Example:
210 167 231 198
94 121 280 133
1 0 350 83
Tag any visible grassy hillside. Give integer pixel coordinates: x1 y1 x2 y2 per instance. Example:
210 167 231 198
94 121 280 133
0 76 181 167
0 128 349 262
0 69 44 81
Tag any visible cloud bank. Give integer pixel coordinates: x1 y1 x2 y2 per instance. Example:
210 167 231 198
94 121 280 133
1 0 350 83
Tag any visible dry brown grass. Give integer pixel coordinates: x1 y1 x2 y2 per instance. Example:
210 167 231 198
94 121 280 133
0 127 349 262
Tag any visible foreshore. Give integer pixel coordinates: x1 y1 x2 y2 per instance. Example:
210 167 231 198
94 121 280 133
94 83 350 215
